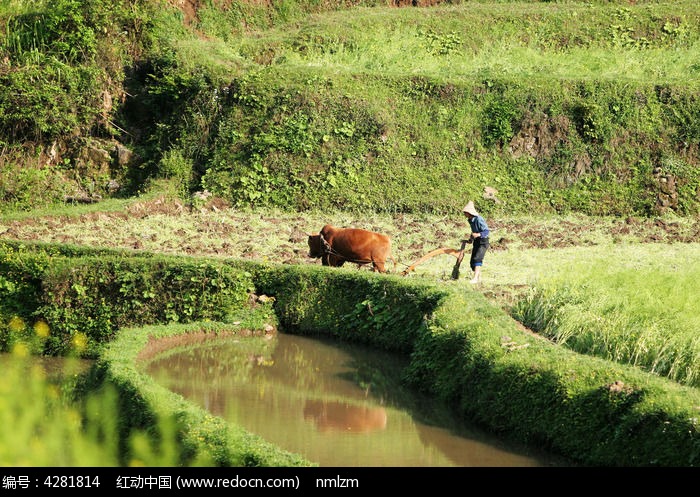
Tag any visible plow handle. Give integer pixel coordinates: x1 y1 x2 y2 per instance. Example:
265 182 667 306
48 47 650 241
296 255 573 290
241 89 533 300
400 246 462 276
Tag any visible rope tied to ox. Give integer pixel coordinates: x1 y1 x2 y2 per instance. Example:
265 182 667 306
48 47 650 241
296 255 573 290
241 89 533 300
318 232 468 276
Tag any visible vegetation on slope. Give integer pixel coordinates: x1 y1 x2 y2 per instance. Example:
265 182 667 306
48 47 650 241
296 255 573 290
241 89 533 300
1 1 699 217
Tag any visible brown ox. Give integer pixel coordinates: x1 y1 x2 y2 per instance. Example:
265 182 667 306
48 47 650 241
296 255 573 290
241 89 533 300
307 224 395 273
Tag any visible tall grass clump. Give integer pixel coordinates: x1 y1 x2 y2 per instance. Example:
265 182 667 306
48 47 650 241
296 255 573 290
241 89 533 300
0 338 214 466
0 352 113 466
512 258 700 387
0 348 195 466
0 0 140 142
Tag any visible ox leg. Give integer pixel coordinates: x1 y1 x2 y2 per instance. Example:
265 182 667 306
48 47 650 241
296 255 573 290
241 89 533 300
329 255 345 267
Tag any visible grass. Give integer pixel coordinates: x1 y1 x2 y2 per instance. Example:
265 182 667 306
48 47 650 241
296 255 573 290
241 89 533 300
0 351 118 466
1 194 699 466
237 3 700 86
0 349 211 466
4 1 700 217
510 246 700 386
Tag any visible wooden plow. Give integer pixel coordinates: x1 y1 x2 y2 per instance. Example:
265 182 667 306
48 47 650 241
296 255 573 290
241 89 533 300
401 239 470 279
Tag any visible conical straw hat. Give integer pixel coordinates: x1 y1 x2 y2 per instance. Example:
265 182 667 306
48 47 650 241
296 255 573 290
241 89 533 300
462 201 478 216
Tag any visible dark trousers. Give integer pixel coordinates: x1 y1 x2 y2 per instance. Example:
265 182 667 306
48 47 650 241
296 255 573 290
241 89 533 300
470 238 489 271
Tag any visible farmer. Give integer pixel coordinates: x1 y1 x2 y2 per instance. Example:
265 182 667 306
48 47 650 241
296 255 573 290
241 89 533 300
462 200 490 284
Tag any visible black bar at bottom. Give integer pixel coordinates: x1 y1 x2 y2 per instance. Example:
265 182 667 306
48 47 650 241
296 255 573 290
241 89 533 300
0 466 684 494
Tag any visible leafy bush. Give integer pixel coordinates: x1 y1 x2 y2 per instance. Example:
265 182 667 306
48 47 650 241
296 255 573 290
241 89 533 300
482 94 519 148
0 242 255 357
37 256 255 356
0 0 141 142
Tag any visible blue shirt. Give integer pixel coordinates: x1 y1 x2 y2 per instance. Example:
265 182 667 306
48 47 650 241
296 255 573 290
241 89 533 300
469 215 490 239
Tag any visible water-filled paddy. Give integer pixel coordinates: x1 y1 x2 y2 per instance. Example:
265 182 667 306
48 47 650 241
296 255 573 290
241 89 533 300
141 332 572 467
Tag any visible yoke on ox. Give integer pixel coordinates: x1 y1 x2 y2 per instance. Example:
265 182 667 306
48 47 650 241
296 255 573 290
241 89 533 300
308 224 395 273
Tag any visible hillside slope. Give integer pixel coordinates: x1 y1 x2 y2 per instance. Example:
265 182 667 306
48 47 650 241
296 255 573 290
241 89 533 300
1 1 699 217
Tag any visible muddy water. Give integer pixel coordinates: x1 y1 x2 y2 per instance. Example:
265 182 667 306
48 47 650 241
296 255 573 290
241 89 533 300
141 332 572 467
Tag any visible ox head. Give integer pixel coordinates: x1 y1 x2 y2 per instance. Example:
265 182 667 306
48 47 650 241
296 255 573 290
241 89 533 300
307 233 323 258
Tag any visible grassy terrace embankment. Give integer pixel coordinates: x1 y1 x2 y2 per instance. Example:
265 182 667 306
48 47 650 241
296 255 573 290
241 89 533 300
2 213 700 466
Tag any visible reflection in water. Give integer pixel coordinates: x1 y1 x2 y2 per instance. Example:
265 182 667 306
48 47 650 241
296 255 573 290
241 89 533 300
303 400 387 433
141 332 570 467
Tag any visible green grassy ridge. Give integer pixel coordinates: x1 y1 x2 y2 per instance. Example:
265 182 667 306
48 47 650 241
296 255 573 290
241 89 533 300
82 320 313 467
0 240 255 357
134 0 700 216
155 67 700 216
0 237 311 466
241 2 700 83
403 289 700 466
189 261 700 465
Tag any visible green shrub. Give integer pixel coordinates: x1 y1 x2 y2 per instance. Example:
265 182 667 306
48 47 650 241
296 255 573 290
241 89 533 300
482 93 519 148
37 256 255 356
0 242 255 357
